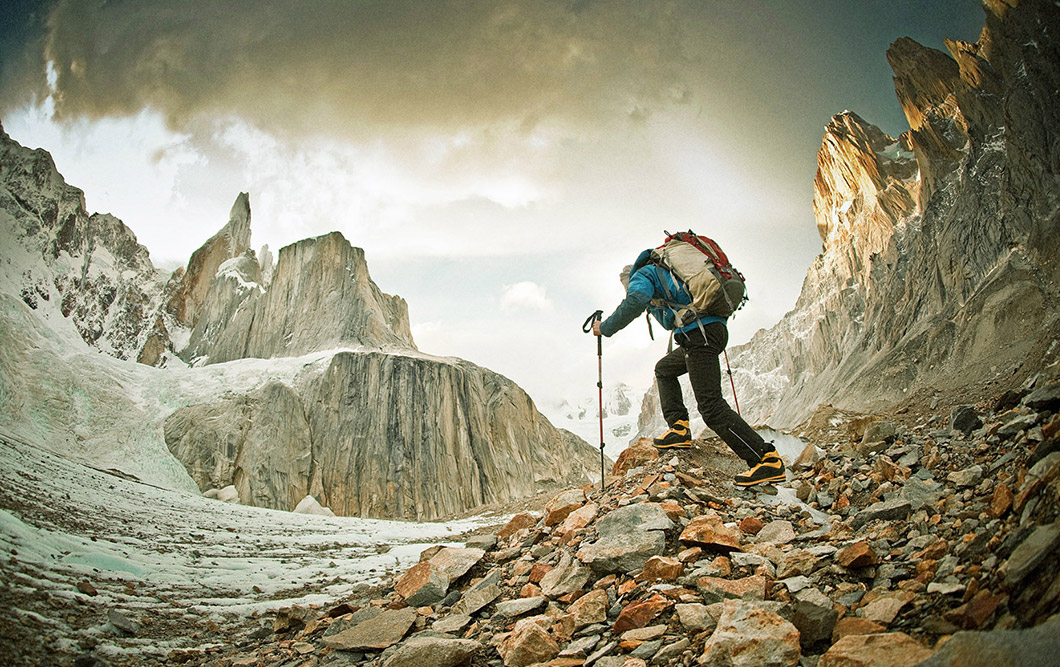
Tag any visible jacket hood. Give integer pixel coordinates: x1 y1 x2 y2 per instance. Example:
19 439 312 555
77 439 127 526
632 249 654 273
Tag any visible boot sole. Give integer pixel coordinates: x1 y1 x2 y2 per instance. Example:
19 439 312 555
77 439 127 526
734 472 787 487
654 442 692 449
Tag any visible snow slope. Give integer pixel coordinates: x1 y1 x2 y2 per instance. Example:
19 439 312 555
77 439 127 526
0 428 500 663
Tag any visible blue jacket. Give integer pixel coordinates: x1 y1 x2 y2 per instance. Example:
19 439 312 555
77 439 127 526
599 249 727 337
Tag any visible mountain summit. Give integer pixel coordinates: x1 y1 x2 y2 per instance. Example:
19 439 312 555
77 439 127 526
0 124 602 519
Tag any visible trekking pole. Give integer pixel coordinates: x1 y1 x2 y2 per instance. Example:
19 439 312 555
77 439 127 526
582 310 606 492
723 349 741 416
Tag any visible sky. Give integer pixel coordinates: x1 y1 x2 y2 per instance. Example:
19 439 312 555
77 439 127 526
0 0 987 415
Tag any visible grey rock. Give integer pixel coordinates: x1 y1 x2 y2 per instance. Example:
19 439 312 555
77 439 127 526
577 529 667 575
452 583 501 616
540 551 591 597
560 634 600 657
998 414 1039 438
465 535 498 551
851 498 912 529
630 639 663 659
652 637 691 664
675 603 717 633
756 520 797 545
431 614 472 634
793 599 838 648
914 615 1060 667
901 478 944 510
495 596 547 618
381 637 482 667
950 406 982 435
1000 519 1060 587
107 609 138 635
1023 381 1060 411
863 421 898 445
323 607 417 651
595 503 673 539
947 465 984 488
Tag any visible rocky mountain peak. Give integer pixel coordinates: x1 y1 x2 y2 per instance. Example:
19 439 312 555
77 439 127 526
673 0 1060 431
163 192 253 329
812 111 918 283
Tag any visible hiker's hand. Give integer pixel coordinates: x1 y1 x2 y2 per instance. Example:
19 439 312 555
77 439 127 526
592 321 602 336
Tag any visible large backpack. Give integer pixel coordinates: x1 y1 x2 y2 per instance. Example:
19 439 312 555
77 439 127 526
649 230 747 324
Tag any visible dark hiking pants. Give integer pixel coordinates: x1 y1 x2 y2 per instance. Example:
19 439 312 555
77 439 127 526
655 321 770 466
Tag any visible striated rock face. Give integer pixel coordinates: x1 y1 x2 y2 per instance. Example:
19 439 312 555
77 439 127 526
706 0 1060 428
164 381 314 511
181 230 415 365
164 350 598 520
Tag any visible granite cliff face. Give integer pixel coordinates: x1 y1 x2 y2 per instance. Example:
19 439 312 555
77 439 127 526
714 0 1060 429
162 351 598 520
0 122 600 519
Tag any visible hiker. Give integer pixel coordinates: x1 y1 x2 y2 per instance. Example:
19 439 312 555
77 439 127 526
592 246 785 487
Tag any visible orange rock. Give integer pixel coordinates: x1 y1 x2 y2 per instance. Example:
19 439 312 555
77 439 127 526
612 443 659 477
912 538 948 561
740 517 764 535
659 499 686 521
635 556 684 583
987 482 1013 518
831 616 887 643
837 541 879 568
679 513 742 552
697 575 767 603
529 563 553 584
618 579 640 596
945 589 1004 629
545 489 587 527
612 594 672 634
820 632 932 667
499 513 537 539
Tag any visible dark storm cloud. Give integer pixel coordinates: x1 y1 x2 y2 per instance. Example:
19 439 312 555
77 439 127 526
5 0 707 139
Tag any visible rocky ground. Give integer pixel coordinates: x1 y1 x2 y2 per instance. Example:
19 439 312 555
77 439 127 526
5 372 1060 667
91 371 1057 667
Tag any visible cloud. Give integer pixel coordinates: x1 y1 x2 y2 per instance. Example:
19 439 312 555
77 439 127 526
12 0 699 142
500 281 552 313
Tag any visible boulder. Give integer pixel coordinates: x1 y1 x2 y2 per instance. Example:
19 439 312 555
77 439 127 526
613 594 672 634
498 619 560 667
495 596 547 619
323 607 417 651
595 503 674 537
698 600 801 667
999 519 1060 587
697 575 768 605
680 513 743 552
545 489 587 526
914 615 1060 667
837 541 879 568
381 637 482 667
540 551 591 598
577 530 667 575
612 442 659 476
498 513 538 539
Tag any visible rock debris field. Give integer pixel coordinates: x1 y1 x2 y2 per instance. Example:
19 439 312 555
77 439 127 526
4 375 1060 666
